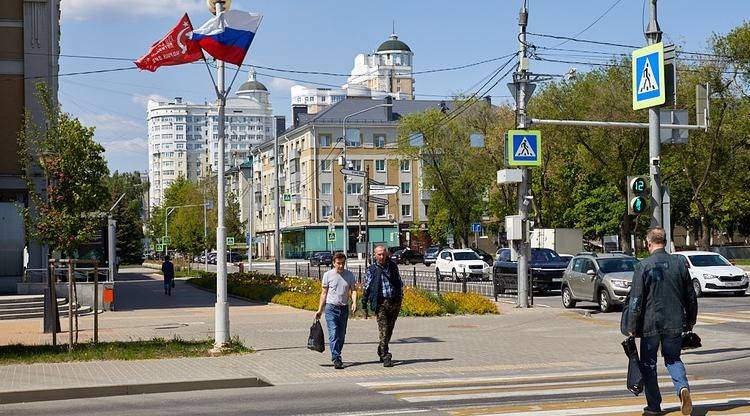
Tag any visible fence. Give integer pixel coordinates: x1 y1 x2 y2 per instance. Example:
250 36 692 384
292 262 535 305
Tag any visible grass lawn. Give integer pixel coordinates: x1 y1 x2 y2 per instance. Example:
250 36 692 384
733 259 750 266
0 337 250 365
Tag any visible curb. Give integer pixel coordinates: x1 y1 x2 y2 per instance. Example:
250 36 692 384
0 376 270 405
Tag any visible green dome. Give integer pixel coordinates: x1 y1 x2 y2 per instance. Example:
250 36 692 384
377 34 411 53
238 80 267 92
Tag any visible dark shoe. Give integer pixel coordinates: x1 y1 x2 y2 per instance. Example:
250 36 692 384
680 388 692 415
333 359 344 370
383 354 393 368
642 408 663 416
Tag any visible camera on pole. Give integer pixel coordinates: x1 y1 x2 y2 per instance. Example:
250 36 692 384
627 176 649 215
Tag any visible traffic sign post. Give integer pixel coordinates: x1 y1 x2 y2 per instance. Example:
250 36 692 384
327 230 336 242
506 130 541 166
226 237 235 246
632 42 666 110
369 196 389 206
283 193 291 203
340 168 366 178
471 223 482 233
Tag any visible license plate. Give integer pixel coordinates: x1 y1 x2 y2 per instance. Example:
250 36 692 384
725 281 743 287
552 278 562 282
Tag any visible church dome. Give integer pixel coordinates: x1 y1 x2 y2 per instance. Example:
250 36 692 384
377 34 411 53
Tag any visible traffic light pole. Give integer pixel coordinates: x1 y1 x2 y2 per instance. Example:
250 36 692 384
515 2 530 308
646 0 663 228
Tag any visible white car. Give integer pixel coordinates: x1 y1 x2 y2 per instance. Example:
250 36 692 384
435 249 492 281
673 251 748 297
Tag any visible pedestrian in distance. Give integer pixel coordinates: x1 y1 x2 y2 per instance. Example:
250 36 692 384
314 252 357 370
362 244 404 368
161 255 175 296
626 227 698 416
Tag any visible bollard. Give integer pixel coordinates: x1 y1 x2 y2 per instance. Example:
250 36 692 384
462 271 467 293
307 263 310 278
358 265 362 284
412 266 417 287
318 265 322 281
493 272 498 302
529 269 534 306
436 269 440 294
295 262 299 276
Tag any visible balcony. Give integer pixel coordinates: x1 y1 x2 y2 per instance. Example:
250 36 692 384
419 190 431 201
290 170 300 183
288 148 300 160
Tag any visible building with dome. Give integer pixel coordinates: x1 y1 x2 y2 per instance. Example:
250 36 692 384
346 33 415 100
146 70 275 209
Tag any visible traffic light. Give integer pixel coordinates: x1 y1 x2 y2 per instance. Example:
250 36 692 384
627 176 649 215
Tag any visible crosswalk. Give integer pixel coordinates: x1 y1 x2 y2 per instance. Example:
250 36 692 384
358 370 750 415
698 310 750 325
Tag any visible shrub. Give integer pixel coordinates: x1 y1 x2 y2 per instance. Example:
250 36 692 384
442 292 498 314
400 287 443 316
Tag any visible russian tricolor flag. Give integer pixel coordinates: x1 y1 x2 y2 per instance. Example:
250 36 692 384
189 10 262 66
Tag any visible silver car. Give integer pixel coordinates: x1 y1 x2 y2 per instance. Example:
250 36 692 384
561 253 638 312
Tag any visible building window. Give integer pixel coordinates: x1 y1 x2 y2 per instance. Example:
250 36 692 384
374 134 386 148
401 182 411 195
349 160 362 171
401 204 412 217
400 160 411 172
320 160 332 172
376 205 387 218
319 134 332 147
321 205 332 218
375 159 386 172
347 205 361 219
321 183 332 195
346 183 362 195
345 128 361 147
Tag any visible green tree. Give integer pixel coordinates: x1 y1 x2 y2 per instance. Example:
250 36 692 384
107 172 145 264
18 84 110 257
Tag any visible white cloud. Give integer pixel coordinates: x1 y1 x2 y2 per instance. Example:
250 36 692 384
99 138 149 173
81 113 144 139
61 0 204 21
132 94 170 108
269 77 297 92
99 137 149 154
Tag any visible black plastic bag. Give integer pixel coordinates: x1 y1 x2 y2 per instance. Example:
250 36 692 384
307 319 325 353
682 331 702 350
622 336 644 395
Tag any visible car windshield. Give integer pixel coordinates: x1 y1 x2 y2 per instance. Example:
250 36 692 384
531 249 561 262
689 255 731 267
426 247 440 254
454 252 481 260
597 258 637 273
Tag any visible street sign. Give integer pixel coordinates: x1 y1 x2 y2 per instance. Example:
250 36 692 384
283 193 292 203
327 230 336 242
327 224 335 232
632 42 665 110
369 188 399 196
469 132 485 148
660 109 689 144
162 236 171 245
368 178 384 186
369 196 389 205
156 244 164 252
340 168 366 178
497 169 523 184
471 223 482 233
506 130 541 166
507 82 537 105
226 237 235 246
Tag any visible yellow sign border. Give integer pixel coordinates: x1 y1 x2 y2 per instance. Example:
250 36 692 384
632 42 665 110
507 130 542 167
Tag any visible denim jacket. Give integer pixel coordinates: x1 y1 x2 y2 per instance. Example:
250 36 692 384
626 249 698 337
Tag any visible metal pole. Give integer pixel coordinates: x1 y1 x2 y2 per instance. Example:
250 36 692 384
646 0 663 228
67 260 73 351
204 203 208 272
364 165 370 268
248 155 254 272
213 0 229 349
93 261 98 343
342 118 349 258
108 217 117 282
274 133 281 277
164 209 169 257
516 1 530 308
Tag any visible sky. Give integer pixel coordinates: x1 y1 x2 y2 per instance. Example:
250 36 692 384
57 0 749 174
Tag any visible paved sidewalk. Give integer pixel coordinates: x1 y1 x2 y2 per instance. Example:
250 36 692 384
0 267 748 403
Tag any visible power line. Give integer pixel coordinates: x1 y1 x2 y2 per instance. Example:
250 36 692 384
552 0 624 48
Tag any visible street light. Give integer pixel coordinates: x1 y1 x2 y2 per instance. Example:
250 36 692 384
340 99 393 258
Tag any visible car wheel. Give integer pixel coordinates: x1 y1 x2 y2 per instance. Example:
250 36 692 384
692 279 703 298
599 289 612 313
735 290 746 297
451 269 459 282
435 268 443 282
562 286 576 308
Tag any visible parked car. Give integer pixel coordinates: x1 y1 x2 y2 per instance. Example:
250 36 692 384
673 251 748 297
472 248 493 264
309 251 333 267
558 254 574 266
392 248 424 265
423 245 445 266
207 251 242 264
561 253 638 312
493 248 569 294
435 249 492 281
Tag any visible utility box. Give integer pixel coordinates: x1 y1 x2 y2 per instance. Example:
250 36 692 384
530 228 583 255
505 215 524 241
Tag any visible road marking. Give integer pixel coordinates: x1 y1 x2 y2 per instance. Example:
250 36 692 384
310 361 586 379
698 311 750 325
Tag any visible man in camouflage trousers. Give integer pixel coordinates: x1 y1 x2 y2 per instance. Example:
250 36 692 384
363 244 403 367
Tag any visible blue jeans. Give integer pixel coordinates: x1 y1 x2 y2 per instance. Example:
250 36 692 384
324 304 349 362
640 334 689 411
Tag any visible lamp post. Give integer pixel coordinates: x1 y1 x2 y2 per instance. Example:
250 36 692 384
340 100 393 258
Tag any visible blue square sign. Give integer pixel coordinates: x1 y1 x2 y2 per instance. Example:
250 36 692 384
507 130 541 166
632 42 665 110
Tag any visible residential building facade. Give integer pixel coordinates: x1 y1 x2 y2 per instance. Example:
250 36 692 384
346 33 415 100
247 97 447 259
146 70 274 209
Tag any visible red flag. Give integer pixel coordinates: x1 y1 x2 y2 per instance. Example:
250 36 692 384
135 14 203 72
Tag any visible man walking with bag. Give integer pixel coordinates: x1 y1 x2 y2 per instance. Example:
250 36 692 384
626 228 698 416
314 252 357 370
362 245 403 368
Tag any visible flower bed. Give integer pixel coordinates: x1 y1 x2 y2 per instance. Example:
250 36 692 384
189 272 498 317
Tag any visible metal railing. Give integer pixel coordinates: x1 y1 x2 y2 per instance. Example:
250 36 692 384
23 267 111 284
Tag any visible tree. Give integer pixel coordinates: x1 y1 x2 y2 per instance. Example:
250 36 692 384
18 84 110 257
107 172 145 264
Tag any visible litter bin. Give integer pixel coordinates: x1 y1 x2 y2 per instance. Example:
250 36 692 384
103 287 114 311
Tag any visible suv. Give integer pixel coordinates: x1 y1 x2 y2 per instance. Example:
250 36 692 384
423 245 446 266
493 248 569 294
561 253 638 312
309 251 333 267
674 251 748 297
435 249 491 281
393 248 424 265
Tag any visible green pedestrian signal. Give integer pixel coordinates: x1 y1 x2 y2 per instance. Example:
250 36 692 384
627 176 649 215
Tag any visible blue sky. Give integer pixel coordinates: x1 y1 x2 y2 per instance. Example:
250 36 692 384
58 0 749 173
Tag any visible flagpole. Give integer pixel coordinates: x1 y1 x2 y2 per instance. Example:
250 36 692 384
213 0 230 351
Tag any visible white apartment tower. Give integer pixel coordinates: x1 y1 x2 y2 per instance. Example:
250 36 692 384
147 70 274 209
347 33 415 100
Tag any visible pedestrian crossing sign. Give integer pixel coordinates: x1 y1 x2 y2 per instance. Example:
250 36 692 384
506 130 541 166
632 42 665 110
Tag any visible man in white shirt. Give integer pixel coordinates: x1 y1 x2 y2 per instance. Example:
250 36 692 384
314 252 357 369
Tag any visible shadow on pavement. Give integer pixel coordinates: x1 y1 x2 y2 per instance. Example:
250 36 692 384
689 400 750 415
684 347 750 356
113 278 258 311
321 357 453 369
254 337 444 353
